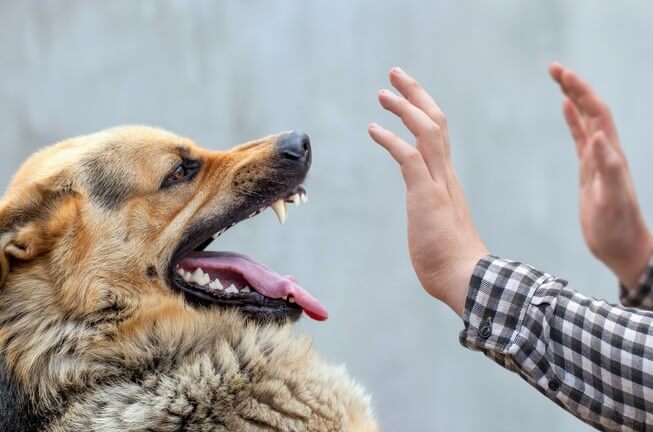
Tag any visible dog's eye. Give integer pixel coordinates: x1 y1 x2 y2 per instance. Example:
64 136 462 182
161 159 201 189
169 165 187 182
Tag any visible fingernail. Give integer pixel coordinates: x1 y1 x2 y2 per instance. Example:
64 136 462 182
369 123 380 130
392 66 404 75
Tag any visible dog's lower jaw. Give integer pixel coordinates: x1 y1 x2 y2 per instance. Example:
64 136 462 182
43 312 377 432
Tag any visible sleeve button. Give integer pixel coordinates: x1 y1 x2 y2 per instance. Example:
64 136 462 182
479 322 492 339
548 379 560 392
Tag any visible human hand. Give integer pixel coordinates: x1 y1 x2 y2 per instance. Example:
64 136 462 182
368 67 488 317
550 63 653 287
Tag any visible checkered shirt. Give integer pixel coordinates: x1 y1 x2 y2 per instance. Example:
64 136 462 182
620 254 653 310
460 255 653 431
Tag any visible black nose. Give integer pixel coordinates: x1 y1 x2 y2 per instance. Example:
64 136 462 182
278 131 311 162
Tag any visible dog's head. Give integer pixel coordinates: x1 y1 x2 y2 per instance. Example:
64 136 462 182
0 126 327 326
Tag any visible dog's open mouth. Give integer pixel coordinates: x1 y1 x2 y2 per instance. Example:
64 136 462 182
169 185 328 323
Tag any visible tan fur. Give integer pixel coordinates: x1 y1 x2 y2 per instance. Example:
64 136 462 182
0 126 378 431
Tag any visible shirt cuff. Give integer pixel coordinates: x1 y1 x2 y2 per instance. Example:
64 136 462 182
459 255 552 353
619 253 653 308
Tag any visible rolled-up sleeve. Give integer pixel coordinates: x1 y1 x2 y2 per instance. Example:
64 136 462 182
620 254 653 310
460 256 653 431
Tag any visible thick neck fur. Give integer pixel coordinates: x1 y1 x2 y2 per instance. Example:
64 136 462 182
0 268 377 431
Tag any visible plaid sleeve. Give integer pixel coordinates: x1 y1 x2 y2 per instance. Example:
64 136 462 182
620 254 653 310
460 255 653 431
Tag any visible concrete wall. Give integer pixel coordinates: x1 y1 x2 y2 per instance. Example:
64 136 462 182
2 1 652 430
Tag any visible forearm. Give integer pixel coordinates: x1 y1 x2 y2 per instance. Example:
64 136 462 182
461 256 653 431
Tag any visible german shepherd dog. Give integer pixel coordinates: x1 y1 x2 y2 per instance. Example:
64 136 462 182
0 127 377 431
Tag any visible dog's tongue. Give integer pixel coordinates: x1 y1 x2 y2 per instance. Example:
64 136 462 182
179 251 328 321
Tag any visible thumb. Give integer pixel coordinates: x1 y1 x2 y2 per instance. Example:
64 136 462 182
592 131 624 182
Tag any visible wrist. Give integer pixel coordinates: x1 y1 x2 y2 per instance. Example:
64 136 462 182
430 252 487 318
612 232 653 288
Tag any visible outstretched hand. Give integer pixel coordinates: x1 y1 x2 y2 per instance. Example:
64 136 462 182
368 67 488 317
550 63 653 287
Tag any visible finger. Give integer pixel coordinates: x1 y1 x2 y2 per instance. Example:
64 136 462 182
389 67 447 128
560 69 608 119
389 67 453 163
550 62 575 101
551 65 621 152
378 89 440 140
562 98 588 157
378 89 445 176
549 62 565 85
368 123 432 186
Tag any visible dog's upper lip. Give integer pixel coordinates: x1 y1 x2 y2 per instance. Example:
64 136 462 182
209 185 307 240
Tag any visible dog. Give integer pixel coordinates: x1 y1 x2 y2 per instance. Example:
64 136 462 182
0 126 378 431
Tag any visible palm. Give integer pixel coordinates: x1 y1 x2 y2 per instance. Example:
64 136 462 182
579 167 633 263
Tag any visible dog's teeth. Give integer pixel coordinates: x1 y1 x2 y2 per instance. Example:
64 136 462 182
248 211 257 218
288 193 300 206
177 267 185 276
241 286 251 293
212 228 225 240
182 270 192 282
300 192 308 203
282 295 288 301
208 279 223 290
270 199 287 224
190 268 206 285
225 285 239 294
288 295 295 303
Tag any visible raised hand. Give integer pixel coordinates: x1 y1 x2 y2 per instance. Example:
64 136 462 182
550 63 653 287
368 67 488 317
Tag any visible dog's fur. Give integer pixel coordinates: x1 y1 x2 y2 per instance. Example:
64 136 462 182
0 126 377 431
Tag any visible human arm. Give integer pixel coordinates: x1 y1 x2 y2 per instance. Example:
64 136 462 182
462 255 653 431
367 67 488 317
369 67 653 429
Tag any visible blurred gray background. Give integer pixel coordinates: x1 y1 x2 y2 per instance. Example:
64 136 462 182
2 1 652 430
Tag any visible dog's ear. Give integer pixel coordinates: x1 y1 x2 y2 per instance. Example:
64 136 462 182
0 182 75 288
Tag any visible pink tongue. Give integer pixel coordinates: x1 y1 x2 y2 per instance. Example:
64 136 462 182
179 251 328 321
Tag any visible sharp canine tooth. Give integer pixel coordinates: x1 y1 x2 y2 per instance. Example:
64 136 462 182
270 199 287 224
177 267 185 275
300 192 308 203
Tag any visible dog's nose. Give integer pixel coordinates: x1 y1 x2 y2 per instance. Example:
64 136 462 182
278 131 311 162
